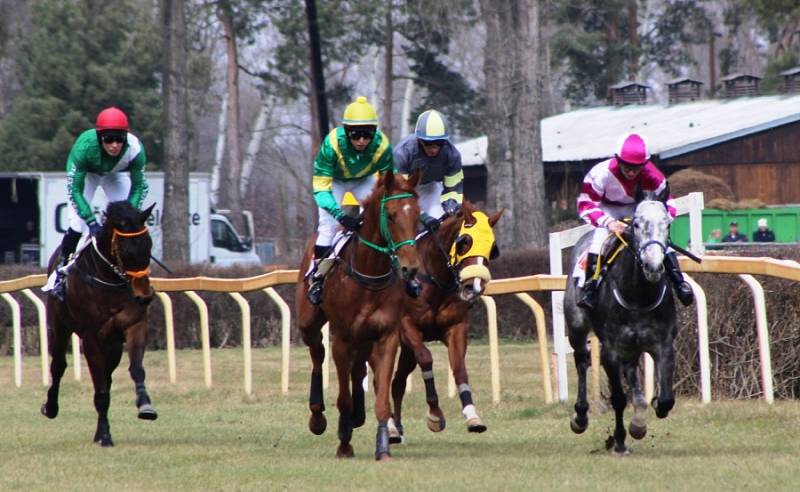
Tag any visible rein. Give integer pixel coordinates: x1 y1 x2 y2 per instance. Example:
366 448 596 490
344 192 417 290
606 229 669 313
417 227 459 292
76 226 150 290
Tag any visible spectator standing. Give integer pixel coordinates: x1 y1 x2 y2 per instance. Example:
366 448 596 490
721 221 748 243
752 218 775 242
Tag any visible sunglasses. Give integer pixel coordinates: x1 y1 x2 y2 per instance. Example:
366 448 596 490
347 129 375 141
422 140 446 148
101 135 126 144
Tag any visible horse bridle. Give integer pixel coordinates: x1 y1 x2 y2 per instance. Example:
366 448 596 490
88 226 151 284
343 192 418 290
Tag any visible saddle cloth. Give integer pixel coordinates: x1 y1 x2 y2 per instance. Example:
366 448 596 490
304 230 354 279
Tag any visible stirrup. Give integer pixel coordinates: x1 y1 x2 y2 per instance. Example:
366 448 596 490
307 279 324 305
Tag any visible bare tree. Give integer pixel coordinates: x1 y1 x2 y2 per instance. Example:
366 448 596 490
161 0 190 263
480 0 547 248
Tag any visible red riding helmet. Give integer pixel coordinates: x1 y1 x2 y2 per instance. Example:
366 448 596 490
95 107 130 133
615 133 649 165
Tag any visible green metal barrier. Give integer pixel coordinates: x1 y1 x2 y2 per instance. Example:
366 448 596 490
671 206 800 248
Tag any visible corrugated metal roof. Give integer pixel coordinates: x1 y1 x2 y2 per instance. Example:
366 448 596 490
541 94 800 162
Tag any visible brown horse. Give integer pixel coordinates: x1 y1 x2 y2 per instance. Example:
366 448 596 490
41 201 157 447
388 203 502 443
296 169 422 461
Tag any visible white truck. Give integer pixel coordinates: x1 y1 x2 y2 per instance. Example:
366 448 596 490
0 172 261 268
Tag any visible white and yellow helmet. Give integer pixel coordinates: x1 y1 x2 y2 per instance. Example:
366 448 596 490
415 109 449 141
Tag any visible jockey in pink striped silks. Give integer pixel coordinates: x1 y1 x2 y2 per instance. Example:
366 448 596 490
576 133 694 309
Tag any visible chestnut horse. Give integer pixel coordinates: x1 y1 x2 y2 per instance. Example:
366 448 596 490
41 201 157 447
389 203 503 443
295 169 422 461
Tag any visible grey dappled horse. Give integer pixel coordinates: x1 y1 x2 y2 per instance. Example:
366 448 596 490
563 188 677 455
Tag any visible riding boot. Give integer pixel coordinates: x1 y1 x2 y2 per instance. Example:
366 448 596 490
51 228 81 301
577 253 600 310
307 245 331 305
665 252 694 306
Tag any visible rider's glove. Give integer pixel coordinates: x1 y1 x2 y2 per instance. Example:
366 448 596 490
337 214 362 232
442 198 460 217
88 221 102 237
420 213 440 232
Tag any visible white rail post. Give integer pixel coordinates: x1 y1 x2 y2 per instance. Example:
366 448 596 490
155 292 177 384
1 293 23 387
21 289 49 386
264 287 292 395
514 293 553 404
185 291 212 388
738 274 774 404
229 293 252 395
683 274 711 403
548 232 569 401
480 295 501 404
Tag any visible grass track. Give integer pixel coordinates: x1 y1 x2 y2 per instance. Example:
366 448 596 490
2 342 800 491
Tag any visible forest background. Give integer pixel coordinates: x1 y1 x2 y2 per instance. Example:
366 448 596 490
0 0 797 262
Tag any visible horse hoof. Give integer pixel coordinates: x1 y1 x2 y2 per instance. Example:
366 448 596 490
426 413 446 433
336 444 354 458
309 413 327 435
40 403 58 419
610 446 630 457
629 422 647 440
466 417 487 433
137 404 158 421
94 436 114 447
375 453 392 462
570 416 588 434
388 419 404 444
651 397 674 419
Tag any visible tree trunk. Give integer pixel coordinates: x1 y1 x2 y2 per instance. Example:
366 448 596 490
382 0 394 139
217 5 245 234
161 0 190 264
305 0 329 153
480 0 547 248
627 0 639 76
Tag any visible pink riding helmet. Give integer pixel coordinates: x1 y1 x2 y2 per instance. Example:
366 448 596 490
615 133 650 165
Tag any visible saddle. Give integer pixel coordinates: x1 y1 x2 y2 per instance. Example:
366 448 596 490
305 231 354 280
573 231 628 286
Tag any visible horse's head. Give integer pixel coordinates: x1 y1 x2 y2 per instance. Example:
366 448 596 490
362 168 422 285
448 204 504 303
632 186 670 283
102 201 156 305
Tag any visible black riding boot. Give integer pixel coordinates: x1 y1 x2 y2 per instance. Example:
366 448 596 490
51 228 81 301
307 245 330 305
665 252 694 306
577 253 600 310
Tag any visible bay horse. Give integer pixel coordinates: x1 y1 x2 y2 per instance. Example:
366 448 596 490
295 169 422 461
42 201 157 447
564 188 677 455
389 203 503 443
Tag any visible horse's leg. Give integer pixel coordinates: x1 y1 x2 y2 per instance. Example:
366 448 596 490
445 322 486 433
370 330 400 461
41 317 70 419
389 344 416 444
601 347 630 456
652 342 676 419
333 337 355 458
350 349 370 429
401 318 445 433
298 307 327 435
624 360 647 440
82 336 114 447
568 329 591 434
127 320 157 420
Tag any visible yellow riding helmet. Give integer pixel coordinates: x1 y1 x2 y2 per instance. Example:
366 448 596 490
342 96 378 126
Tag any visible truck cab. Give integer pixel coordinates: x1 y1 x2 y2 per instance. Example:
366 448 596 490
209 210 261 266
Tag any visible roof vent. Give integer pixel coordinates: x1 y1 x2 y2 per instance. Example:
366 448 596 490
780 67 800 94
609 81 649 106
720 73 761 98
667 77 704 103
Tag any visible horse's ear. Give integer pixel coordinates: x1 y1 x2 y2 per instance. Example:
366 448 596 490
383 169 395 191
634 184 645 203
139 203 156 223
488 208 505 227
658 183 670 204
407 168 422 188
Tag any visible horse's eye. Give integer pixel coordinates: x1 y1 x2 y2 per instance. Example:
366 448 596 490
387 213 395 223
633 221 640 228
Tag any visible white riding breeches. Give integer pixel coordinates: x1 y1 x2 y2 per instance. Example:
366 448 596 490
67 172 131 232
416 181 445 219
316 174 377 247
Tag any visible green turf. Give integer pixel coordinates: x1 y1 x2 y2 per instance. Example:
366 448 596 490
2 342 799 491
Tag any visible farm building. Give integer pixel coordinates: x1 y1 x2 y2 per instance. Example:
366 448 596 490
456 90 800 208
